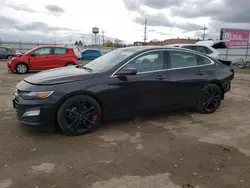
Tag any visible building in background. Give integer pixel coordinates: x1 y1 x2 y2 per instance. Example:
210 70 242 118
145 38 200 46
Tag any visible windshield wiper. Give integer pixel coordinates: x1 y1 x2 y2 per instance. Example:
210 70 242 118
76 65 93 72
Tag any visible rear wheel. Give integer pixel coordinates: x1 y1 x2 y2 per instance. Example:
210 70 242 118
197 84 222 114
15 63 28 74
57 95 101 136
7 55 12 60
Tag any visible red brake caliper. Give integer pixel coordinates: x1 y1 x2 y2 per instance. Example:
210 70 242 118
92 114 98 121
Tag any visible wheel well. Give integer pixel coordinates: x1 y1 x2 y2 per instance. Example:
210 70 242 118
210 81 224 99
15 62 29 70
65 62 75 66
53 91 104 129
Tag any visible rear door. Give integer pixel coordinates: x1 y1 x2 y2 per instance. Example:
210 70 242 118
52 48 68 67
29 47 54 70
165 49 213 107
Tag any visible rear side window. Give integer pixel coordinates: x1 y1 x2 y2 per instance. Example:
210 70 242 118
168 51 211 69
196 55 212 65
0 47 7 52
54 48 67 54
88 50 98 53
182 46 193 50
192 46 213 54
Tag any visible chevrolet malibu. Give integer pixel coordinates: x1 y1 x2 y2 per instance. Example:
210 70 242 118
13 46 234 136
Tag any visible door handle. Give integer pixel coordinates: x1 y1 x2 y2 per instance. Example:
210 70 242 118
196 71 205 75
155 75 166 80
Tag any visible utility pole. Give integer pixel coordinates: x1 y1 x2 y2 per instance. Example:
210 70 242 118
101 29 105 46
69 36 72 44
201 25 208 40
143 18 147 43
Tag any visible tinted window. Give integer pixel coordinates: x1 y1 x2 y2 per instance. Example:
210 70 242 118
197 55 211 65
169 51 211 69
192 46 213 54
84 48 139 72
182 46 193 50
0 47 7 52
88 50 98 53
123 51 164 73
54 48 67 54
33 48 52 55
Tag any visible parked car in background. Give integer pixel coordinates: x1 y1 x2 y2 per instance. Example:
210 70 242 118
81 49 101 60
65 45 82 60
8 45 79 74
13 46 234 136
0 46 22 60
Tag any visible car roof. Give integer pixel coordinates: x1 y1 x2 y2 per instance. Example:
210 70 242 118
165 44 211 47
121 46 211 56
33 45 71 49
83 48 100 51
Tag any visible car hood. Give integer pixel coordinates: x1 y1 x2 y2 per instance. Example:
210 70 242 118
24 66 95 85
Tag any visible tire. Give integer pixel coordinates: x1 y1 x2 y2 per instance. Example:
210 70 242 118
7 55 12 60
197 84 222 114
57 95 102 136
15 63 28 74
65 62 75 66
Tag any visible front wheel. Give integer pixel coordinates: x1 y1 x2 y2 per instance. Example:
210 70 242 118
57 95 102 136
15 63 28 74
197 84 222 114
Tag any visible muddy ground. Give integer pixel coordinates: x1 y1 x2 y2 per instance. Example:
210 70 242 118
0 61 250 188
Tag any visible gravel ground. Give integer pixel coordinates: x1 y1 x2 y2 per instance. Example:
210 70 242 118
0 60 250 188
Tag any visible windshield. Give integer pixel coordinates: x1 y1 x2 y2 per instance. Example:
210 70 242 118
84 48 139 72
24 47 40 55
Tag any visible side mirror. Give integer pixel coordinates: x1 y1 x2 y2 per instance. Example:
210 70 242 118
115 68 137 76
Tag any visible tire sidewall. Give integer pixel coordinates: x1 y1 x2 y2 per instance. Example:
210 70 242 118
57 95 101 136
197 84 222 114
15 63 28 74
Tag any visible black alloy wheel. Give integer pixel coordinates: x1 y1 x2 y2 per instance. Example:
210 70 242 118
197 84 222 114
57 95 101 136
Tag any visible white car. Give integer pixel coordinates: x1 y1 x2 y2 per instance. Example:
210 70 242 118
165 40 227 60
64 45 82 60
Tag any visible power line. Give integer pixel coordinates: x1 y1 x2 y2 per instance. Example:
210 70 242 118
201 25 208 40
143 18 147 43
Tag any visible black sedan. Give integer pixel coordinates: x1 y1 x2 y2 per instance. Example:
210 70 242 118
13 46 234 136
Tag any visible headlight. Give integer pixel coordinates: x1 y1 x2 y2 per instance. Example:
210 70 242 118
21 91 54 100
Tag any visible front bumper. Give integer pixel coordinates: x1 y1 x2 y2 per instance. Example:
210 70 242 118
13 97 56 127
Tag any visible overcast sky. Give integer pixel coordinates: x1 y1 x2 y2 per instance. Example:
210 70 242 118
0 0 249 44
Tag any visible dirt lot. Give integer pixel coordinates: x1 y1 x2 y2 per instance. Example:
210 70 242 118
0 60 250 188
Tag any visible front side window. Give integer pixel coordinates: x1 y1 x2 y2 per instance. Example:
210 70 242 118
168 51 211 69
54 48 67 54
123 51 165 73
33 48 52 56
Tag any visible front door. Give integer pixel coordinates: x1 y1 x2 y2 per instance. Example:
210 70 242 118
103 50 172 116
29 47 54 70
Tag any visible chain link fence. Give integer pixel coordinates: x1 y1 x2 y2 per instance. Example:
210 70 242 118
0 41 117 55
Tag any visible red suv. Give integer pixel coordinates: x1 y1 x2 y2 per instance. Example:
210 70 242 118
8 45 79 74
